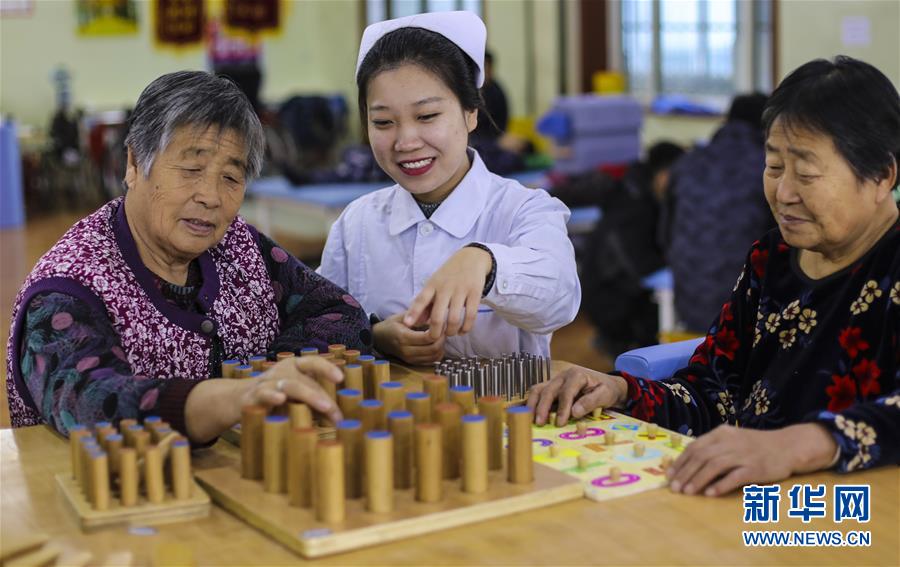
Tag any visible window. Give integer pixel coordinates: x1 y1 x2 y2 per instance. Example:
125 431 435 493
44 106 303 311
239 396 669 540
366 0 482 25
619 0 772 104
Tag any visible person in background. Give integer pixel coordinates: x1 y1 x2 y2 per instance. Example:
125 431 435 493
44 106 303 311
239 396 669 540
553 141 685 355
319 11 579 365
7 71 372 443
665 93 774 332
528 56 899 495
472 50 508 140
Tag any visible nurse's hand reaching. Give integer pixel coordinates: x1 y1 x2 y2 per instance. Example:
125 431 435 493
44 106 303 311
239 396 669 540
404 246 493 340
373 313 446 364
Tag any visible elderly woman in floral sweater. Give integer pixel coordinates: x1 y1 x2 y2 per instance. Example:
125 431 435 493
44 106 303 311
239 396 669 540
529 56 899 495
7 71 372 443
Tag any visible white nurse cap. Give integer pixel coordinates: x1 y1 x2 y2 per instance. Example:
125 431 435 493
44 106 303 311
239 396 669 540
356 11 487 88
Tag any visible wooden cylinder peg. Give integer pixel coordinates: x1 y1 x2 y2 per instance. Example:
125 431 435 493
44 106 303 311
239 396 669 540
337 389 363 421
605 430 616 446
379 381 405 414
406 392 432 424
241 405 266 480
422 375 448 411
415 423 442 503
171 439 191 500
633 442 646 457
477 396 504 471
69 426 89 481
576 421 588 436
315 441 345 523
249 355 267 372
461 415 488 494
123 424 143 448
507 406 534 484
144 445 165 504
263 415 289 493
365 431 394 513
646 423 658 439
435 403 462 480
359 399 385 434
449 385 476 414
577 454 590 471
387 411 414 490
344 350 360 364
236 364 254 379
343 364 364 393
287 427 318 508
300 347 319 357
328 344 346 359
372 360 390 399
336 419 364 499
276 351 295 361
221 359 240 378
119 448 138 507
358 355 376 398
609 466 622 482
105 434 123 477
670 433 682 449
89 450 110 511
288 403 313 429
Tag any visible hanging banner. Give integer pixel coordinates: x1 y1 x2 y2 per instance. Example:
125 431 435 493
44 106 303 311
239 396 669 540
77 0 138 36
225 0 279 34
155 0 205 46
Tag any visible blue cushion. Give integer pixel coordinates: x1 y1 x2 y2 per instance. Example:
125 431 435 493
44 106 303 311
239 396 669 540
613 338 704 381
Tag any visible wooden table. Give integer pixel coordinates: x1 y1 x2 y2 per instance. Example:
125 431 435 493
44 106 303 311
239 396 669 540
2 359 898 565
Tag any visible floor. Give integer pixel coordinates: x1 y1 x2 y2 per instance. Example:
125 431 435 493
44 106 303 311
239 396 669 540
0 209 612 427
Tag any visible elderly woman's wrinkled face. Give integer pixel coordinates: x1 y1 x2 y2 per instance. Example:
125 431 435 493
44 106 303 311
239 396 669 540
764 119 886 256
125 126 247 264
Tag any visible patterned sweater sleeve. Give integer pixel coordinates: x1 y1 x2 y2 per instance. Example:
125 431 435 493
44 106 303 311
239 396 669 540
618 241 763 437
255 231 373 354
18 291 200 437
810 311 900 472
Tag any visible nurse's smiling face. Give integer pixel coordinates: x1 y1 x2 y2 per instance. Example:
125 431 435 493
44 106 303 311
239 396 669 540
366 63 477 203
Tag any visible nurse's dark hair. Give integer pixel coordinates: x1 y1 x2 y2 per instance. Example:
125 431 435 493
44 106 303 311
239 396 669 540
762 55 900 185
356 27 487 129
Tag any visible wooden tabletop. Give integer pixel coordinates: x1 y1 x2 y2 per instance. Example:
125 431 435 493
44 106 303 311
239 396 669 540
2 363 898 565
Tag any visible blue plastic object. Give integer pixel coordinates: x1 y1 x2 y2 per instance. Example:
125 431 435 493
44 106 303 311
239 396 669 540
613 338 704 381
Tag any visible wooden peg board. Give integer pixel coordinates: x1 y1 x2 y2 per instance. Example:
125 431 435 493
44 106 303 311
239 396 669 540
527 410 692 502
194 454 581 558
55 473 210 531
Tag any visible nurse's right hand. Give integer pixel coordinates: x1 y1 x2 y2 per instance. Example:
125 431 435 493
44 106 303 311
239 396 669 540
373 313 446 365
527 364 629 427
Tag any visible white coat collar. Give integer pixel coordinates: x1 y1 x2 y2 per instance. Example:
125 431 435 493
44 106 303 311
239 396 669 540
388 150 490 238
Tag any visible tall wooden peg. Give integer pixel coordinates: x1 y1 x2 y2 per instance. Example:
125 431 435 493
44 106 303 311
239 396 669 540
315 441 345 523
364 431 394 513
506 406 534 484
461 415 488 494
477 396 504 471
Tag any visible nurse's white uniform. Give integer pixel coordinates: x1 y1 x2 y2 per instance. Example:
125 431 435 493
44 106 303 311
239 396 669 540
318 151 581 358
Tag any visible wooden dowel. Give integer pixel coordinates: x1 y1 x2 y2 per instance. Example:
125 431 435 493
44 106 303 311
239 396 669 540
119 448 138 507
343 350 360 364
69 426 89 482
388 410 414 490
507 406 534 484
221 359 240 378
276 352 295 361
461 414 488 494
405 392 432 424
415 423 442 503
241 405 266 480
372 360 390 400
89 450 110 511
315 441 345 523
435 402 461 480
365 431 393 513
300 347 319 357
422 374 448 412
477 396 504 471
288 403 313 429
328 344 346 359
379 381 405 414
144 445 164 504
249 355 267 372
449 385 476 414
359 399 385 434
171 439 191 500
337 389 363 421
287 427 318 508
343 364 364 393
336 419 363 499
236 364 254 379
105 433 123 477
358 355 376 398
263 415 289 493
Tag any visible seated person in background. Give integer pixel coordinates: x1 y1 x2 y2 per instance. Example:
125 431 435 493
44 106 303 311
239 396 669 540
664 92 774 332
7 71 372 443
471 50 508 141
553 142 684 355
528 56 899 495
319 11 579 365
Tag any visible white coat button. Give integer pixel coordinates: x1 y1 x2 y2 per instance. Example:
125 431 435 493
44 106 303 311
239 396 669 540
419 222 434 236
501 280 509 290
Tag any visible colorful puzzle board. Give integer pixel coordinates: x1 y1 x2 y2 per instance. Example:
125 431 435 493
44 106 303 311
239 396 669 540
527 410 691 502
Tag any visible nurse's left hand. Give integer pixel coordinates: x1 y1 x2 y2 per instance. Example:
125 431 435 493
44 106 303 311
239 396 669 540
666 423 838 497
405 246 493 340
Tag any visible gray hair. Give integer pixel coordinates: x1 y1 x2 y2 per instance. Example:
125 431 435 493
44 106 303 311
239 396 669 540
124 70 265 180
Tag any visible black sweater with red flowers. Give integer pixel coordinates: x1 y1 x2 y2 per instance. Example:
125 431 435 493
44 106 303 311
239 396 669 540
620 222 900 473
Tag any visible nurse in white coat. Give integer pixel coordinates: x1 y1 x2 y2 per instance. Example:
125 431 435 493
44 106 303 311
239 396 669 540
319 11 580 364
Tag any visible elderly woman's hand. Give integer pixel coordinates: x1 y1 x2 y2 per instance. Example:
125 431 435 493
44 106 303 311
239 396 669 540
526 365 629 427
184 356 344 443
666 423 839 497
